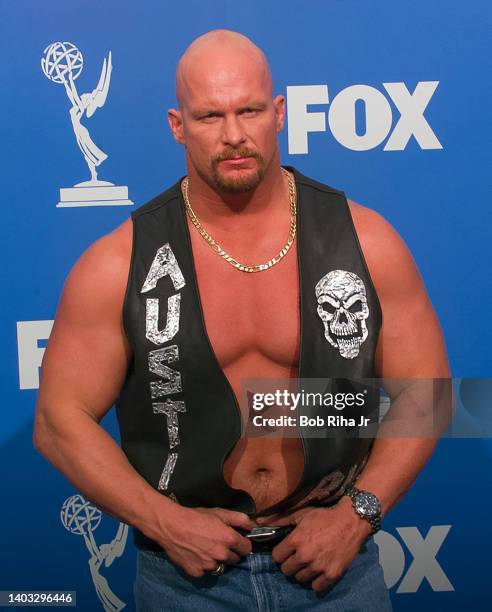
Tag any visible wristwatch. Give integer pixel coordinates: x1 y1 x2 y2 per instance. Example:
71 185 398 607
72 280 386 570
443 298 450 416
344 485 382 534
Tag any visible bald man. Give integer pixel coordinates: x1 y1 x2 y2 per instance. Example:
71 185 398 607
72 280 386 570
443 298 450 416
34 30 450 611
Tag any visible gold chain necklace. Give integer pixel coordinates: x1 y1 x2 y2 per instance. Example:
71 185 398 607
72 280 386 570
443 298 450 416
181 167 297 273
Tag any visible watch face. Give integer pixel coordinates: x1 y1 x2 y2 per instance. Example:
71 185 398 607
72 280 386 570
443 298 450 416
354 492 381 517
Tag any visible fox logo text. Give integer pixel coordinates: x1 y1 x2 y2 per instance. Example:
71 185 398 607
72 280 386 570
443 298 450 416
17 320 53 390
287 81 442 153
375 525 454 593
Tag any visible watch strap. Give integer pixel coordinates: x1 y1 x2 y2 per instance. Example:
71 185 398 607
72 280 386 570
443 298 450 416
344 485 381 535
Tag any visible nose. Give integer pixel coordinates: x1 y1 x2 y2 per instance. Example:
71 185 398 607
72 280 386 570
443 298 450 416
338 310 348 324
221 114 247 147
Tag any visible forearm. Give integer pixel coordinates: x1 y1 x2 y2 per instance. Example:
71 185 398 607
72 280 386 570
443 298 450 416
339 378 453 537
330 434 440 545
33 405 178 540
350 378 452 520
353 435 438 519
333 377 452 541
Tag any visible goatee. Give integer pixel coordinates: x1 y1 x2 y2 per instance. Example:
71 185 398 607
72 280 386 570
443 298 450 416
210 148 266 193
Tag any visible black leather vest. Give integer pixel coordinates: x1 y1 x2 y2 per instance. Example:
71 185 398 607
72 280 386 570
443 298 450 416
116 166 382 550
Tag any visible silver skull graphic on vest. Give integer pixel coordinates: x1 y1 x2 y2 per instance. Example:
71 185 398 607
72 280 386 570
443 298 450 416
315 270 369 359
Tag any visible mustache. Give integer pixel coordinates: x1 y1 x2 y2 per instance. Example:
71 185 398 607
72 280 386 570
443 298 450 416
212 148 262 163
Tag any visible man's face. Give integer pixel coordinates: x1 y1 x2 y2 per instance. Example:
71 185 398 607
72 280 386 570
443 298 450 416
168 56 285 193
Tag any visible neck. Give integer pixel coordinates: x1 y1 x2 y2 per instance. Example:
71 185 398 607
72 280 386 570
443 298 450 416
184 155 289 229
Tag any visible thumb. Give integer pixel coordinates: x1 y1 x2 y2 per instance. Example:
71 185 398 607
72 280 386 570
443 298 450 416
215 509 256 530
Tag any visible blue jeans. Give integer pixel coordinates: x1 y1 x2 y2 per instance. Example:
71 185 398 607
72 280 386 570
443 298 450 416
133 536 392 611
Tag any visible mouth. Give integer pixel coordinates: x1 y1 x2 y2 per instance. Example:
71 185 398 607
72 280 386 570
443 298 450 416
336 337 362 349
219 156 254 166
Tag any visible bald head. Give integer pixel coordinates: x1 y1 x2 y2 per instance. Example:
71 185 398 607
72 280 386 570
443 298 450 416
176 30 273 109
168 30 285 194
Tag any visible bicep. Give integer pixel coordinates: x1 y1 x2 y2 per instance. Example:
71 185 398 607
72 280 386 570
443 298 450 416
376 256 448 378
37 235 132 423
353 205 450 379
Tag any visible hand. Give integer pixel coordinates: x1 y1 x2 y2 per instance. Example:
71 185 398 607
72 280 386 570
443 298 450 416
156 505 256 578
257 499 371 591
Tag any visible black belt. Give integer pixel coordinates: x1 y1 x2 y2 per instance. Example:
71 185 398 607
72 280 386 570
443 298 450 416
238 525 295 553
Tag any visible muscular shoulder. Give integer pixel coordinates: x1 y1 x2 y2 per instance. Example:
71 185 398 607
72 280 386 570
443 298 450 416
39 218 134 421
347 199 421 297
347 199 450 378
59 218 133 319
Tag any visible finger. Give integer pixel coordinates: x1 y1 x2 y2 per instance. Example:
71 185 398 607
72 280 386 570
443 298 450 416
295 566 321 583
229 533 253 557
280 554 308 576
203 558 225 573
271 535 297 564
207 546 240 569
216 510 256 530
223 550 241 565
256 514 280 525
311 574 332 592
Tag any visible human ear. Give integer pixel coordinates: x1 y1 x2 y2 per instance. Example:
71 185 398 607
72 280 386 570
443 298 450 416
167 108 185 144
273 95 285 132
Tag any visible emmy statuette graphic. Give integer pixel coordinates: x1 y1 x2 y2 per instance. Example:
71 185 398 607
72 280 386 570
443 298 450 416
41 41 133 207
61 494 128 611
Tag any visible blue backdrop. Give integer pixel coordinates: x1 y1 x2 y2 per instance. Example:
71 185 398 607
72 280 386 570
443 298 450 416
1 1 491 610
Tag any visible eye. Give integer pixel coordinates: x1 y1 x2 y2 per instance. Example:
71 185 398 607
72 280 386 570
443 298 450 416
347 300 363 313
319 301 337 315
200 112 221 122
240 108 259 117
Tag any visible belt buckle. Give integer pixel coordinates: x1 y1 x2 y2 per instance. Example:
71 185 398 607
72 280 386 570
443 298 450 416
245 526 279 541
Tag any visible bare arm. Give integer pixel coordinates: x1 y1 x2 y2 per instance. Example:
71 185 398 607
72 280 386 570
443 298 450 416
339 201 452 533
267 201 452 591
33 220 254 576
33 222 169 532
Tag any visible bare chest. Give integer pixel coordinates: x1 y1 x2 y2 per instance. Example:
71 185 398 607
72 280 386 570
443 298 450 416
187 221 304 511
189 230 300 373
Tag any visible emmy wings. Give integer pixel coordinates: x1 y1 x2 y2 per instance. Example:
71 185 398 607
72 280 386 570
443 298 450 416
84 51 113 118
